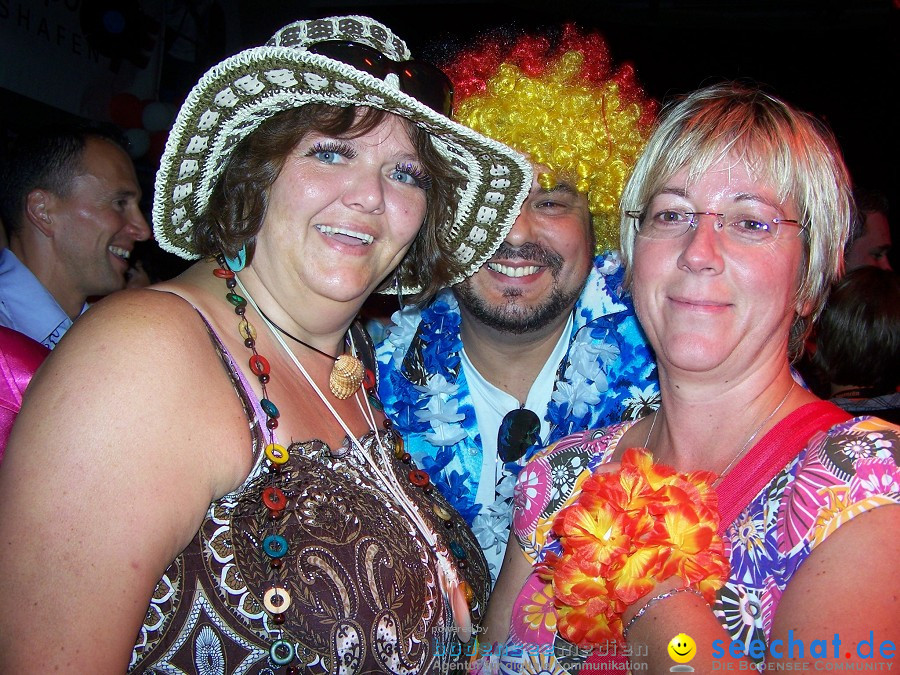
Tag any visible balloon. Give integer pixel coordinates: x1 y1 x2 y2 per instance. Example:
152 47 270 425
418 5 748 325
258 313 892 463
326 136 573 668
142 101 176 132
124 128 150 158
108 92 143 129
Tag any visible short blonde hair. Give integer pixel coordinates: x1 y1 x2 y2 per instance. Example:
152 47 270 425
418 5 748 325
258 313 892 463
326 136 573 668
619 83 853 359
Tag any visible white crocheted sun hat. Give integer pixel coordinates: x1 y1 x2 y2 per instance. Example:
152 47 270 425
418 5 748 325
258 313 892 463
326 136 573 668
152 15 531 287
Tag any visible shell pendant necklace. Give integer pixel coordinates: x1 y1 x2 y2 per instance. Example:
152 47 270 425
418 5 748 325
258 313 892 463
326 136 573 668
247 299 364 400
235 276 476 641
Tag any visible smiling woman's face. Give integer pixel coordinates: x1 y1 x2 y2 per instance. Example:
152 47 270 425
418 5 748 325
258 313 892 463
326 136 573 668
630 154 805 379
251 112 428 307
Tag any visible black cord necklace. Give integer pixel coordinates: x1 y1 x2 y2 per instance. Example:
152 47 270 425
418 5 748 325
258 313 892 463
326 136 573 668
253 306 365 400
256 307 340 362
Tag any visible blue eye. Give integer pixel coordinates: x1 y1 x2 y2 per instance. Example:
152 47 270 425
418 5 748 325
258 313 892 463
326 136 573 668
733 219 770 232
651 210 691 228
729 218 776 242
306 141 356 164
390 163 432 190
316 150 339 163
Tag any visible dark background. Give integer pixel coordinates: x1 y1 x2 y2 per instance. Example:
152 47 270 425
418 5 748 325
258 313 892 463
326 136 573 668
2 0 897 273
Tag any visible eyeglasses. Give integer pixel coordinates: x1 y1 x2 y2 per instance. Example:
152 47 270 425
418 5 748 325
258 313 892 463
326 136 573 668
626 209 805 245
498 407 541 464
307 40 453 116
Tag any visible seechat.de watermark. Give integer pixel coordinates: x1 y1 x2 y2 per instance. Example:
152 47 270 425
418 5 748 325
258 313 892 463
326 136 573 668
709 631 895 671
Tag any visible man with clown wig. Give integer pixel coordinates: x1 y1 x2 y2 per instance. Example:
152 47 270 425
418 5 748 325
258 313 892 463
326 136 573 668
377 25 660 580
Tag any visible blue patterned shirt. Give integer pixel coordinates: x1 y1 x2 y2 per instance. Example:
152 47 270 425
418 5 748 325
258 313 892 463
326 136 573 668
376 252 659 580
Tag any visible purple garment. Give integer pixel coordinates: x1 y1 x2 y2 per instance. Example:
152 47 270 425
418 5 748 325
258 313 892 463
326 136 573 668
0 326 49 460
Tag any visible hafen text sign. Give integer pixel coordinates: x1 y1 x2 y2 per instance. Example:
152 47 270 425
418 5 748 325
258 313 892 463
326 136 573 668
0 0 162 119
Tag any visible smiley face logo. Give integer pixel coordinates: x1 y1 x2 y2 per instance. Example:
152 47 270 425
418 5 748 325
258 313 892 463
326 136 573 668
667 633 697 664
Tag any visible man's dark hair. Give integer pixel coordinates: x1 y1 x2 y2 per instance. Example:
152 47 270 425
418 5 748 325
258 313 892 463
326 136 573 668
0 123 127 237
854 188 890 218
847 188 890 251
814 267 900 394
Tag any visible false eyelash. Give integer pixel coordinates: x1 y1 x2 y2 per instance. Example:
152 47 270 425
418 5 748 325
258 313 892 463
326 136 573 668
397 162 433 191
306 140 357 159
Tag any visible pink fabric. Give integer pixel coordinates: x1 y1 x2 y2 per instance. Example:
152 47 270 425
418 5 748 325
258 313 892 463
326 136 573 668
0 326 49 461
715 401 851 534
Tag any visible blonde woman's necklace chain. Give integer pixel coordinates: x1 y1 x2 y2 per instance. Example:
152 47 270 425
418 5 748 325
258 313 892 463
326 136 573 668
642 382 796 486
712 382 796 486
644 409 658 448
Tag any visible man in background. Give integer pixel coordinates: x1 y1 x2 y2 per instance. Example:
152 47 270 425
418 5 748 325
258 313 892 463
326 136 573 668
0 125 150 348
815 267 900 424
846 189 892 271
377 26 660 580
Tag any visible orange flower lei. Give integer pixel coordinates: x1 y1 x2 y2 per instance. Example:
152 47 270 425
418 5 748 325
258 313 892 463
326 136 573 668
537 448 730 646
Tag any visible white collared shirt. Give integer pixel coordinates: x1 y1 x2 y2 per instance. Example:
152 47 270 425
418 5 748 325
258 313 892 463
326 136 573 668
461 312 574 508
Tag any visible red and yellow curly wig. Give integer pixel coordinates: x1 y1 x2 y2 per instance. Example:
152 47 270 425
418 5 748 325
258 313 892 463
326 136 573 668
443 25 657 252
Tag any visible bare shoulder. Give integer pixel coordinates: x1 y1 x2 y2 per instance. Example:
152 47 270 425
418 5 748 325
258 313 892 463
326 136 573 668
60 287 213 363
20 287 252 491
0 286 254 670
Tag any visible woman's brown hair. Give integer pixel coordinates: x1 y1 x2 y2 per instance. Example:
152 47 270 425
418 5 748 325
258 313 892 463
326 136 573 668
194 104 464 302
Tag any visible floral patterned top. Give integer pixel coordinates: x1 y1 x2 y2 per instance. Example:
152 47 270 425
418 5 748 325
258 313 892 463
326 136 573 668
375 253 659 581
496 414 900 673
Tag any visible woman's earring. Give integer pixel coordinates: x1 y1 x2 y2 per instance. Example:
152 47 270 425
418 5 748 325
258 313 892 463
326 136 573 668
224 246 247 272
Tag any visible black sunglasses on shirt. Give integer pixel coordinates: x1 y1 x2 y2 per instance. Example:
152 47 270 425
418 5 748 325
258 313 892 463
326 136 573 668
498 407 541 464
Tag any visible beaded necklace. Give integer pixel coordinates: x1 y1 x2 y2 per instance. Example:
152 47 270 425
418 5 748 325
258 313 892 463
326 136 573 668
214 257 479 670
214 260 298 668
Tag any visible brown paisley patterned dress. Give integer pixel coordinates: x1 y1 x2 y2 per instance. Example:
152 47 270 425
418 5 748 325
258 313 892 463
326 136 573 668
129 317 489 674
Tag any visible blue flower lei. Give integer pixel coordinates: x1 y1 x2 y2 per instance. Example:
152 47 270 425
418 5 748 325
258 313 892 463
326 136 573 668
379 253 660 534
